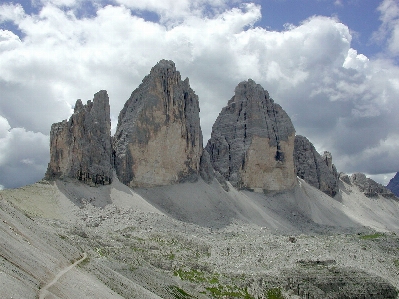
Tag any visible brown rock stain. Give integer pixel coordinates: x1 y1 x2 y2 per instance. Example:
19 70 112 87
240 134 296 191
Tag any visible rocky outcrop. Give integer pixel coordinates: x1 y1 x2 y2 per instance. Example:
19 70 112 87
350 173 396 198
339 172 351 185
387 172 399 197
45 90 112 186
294 135 339 197
113 60 204 187
205 79 296 191
199 151 214 184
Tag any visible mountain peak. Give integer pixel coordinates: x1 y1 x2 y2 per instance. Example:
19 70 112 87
45 90 112 186
113 60 204 187
206 79 296 191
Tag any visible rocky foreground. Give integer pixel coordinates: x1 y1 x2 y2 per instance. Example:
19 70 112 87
1 175 399 299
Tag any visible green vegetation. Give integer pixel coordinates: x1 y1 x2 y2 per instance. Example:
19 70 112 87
359 233 384 240
130 246 145 253
174 268 255 298
151 235 166 244
205 285 254 298
96 247 108 257
167 285 193 299
128 265 137 272
174 268 219 284
394 259 399 268
266 288 284 299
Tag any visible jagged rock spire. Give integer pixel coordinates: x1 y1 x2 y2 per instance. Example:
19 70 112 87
45 90 113 186
205 79 297 191
294 135 339 197
113 60 204 187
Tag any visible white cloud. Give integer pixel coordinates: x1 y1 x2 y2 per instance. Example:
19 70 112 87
374 0 399 57
0 29 21 51
113 0 236 22
0 3 25 23
0 1 398 187
336 133 399 176
343 48 369 70
115 0 190 18
0 115 11 138
0 115 49 188
39 0 80 7
334 0 343 7
369 173 396 186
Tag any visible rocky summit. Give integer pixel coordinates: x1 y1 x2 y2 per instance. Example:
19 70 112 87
294 135 339 197
45 90 113 186
113 60 204 187
206 79 296 191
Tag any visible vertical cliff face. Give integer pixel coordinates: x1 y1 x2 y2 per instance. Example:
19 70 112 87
294 135 339 197
45 90 112 185
205 79 297 191
113 60 203 187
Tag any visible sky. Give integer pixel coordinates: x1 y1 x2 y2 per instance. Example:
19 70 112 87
0 0 399 189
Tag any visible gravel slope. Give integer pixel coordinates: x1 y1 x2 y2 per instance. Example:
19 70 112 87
1 177 399 298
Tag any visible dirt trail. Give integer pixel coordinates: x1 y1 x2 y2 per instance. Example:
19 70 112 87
39 253 87 299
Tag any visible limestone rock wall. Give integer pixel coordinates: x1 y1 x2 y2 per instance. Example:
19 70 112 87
45 90 113 185
205 79 297 191
294 135 339 197
113 60 203 187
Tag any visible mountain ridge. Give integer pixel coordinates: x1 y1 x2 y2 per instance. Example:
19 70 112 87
44 59 396 201
5 58 397 299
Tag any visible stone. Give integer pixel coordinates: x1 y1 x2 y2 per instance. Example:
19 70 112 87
322 151 333 172
199 151 214 184
351 173 396 198
339 172 351 185
205 79 296 191
284 267 398 299
387 172 399 197
214 171 229 191
294 135 339 197
113 60 203 187
45 90 113 186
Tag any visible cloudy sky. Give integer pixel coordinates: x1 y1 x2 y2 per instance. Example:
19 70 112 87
1 0 399 189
